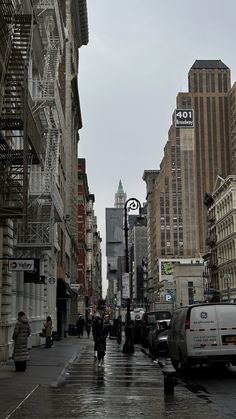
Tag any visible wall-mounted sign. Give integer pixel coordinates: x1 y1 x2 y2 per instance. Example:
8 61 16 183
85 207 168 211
9 259 34 271
48 277 56 284
175 109 194 128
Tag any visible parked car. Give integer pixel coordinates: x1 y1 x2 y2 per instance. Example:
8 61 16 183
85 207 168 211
168 303 236 373
140 310 172 347
149 322 169 356
154 329 169 355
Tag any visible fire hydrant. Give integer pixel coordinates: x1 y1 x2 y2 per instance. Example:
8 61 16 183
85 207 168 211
162 358 178 395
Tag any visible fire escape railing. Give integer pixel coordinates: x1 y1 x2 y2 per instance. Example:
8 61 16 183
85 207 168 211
14 0 65 247
0 1 40 221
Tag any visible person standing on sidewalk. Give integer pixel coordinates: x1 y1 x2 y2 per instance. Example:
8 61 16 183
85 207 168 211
92 314 108 366
12 311 31 371
44 316 53 348
76 314 85 338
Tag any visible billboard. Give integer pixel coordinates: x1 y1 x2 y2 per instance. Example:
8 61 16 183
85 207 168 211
160 260 178 282
175 109 194 128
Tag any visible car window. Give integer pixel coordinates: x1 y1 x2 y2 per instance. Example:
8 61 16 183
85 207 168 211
155 311 171 320
147 314 156 324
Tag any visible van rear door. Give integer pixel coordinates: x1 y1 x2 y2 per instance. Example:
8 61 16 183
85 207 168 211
187 304 220 357
217 304 236 355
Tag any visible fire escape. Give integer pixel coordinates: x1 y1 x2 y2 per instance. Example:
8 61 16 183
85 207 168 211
15 0 64 253
0 1 41 221
203 192 219 292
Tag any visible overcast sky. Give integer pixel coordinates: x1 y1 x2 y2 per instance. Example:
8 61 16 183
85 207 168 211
78 0 236 296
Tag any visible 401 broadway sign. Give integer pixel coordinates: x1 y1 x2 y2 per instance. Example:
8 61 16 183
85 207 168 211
175 109 194 128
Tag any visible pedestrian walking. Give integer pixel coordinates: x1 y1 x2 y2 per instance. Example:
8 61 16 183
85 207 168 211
76 314 85 338
44 316 53 348
85 318 92 338
92 314 108 367
12 311 31 372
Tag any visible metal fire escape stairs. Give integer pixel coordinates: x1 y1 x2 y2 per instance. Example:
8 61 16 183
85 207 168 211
32 0 63 206
0 2 39 221
15 0 64 251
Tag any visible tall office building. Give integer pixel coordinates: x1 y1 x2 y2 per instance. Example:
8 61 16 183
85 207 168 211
143 60 232 301
106 181 126 302
188 60 232 253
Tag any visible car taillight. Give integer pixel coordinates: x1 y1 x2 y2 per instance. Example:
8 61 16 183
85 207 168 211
185 316 190 330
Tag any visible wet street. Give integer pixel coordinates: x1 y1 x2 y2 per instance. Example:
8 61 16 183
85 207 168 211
183 363 236 418
6 338 224 419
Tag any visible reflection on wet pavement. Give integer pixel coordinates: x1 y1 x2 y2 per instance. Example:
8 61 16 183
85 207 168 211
9 339 224 418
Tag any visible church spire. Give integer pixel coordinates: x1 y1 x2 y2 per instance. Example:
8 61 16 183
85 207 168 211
114 180 127 208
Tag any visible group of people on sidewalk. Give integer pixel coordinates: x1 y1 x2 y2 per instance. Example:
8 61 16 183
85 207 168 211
12 310 110 372
12 312 53 372
76 314 92 338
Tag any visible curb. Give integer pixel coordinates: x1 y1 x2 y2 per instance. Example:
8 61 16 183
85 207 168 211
50 344 87 387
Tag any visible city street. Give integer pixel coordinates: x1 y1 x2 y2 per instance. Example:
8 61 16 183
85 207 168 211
0 336 226 419
183 363 236 418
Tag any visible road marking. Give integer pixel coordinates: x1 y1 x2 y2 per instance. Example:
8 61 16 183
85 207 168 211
4 385 39 419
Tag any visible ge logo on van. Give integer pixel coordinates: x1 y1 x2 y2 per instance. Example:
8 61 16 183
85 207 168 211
200 311 208 319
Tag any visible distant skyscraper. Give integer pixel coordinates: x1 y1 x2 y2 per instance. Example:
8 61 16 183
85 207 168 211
188 60 232 253
114 180 127 208
143 60 232 297
106 180 126 302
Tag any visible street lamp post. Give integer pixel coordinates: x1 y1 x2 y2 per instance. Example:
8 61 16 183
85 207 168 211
122 197 142 354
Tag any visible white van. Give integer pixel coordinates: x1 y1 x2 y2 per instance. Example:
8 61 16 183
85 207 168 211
168 303 236 371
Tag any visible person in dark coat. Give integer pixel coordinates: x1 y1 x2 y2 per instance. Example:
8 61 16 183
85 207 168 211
44 316 53 348
76 314 85 338
92 315 108 366
12 311 31 371
85 318 92 338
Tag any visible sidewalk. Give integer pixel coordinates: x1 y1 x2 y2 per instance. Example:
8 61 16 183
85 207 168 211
0 336 85 419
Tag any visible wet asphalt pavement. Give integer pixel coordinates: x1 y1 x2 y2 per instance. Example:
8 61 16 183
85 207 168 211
4 337 225 419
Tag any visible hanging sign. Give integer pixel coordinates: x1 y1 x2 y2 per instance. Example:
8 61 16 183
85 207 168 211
122 273 130 299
